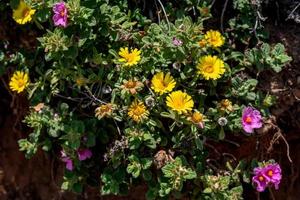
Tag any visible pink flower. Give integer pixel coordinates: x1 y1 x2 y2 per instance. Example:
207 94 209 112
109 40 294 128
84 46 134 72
264 163 282 189
52 2 68 27
172 37 183 46
252 166 270 192
242 107 262 133
61 150 73 171
77 149 92 161
252 162 282 192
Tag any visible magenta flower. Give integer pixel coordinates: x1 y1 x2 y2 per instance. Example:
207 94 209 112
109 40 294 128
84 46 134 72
252 162 282 192
77 149 92 161
172 37 183 46
61 150 73 171
242 107 262 133
252 166 269 192
52 2 68 27
264 163 282 189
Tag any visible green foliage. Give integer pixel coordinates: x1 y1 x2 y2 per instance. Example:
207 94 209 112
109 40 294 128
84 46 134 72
244 43 292 72
159 157 196 196
1 0 290 198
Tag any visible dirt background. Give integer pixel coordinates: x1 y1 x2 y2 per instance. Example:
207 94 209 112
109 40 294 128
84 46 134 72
1 1 300 200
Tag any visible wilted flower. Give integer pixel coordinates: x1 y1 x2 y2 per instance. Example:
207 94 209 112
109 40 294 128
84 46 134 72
128 100 149 122
13 0 36 25
217 117 228 126
242 107 263 133
188 111 204 128
172 62 181 71
102 85 112 94
172 37 183 46
77 149 92 161
198 39 207 47
252 162 282 192
120 79 143 95
218 99 233 112
61 150 73 171
95 103 115 119
32 103 45 112
75 76 88 87
52 1 68 27
145 96 155 108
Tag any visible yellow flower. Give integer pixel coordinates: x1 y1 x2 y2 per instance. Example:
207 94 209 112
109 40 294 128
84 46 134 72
198 39 207 47
9 71 29 93
204 30 225 48
120 78 143 95
197 55 225 80
151 72 176 95
218 99 233 112
95 103 115 119
13 0 36 25
166 91 194 114
187 111 204 128
75 76 88 87
118 47 141 67
128 100 149 122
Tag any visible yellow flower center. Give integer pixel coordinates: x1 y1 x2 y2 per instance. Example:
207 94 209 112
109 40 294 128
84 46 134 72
258 176 264 181
132 106 144 115
124 54 135 63
204 65 214 73
23 8 30 17
60 10 65 17
245 116 252 123
267 170 273 177
18 79 25 88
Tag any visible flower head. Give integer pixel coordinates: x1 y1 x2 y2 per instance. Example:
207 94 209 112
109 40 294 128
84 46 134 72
252 166 269 192
120 78 143 95
264 163 282 189
197 55 225 80
218 99 233 112
95 103 115 119
77 149 92 161
218 117 228 126
75 76 87 87
52 2 68 27
61 150 73 171
128 100 149 122
204 30 225 48
166 91 194 114
188 111 204 128
242 107 263 133
151 72 176 95
118 47 141 67
172 37 183 46
198 39 207 47
13 0 36 25
252 162 282 192
9 71 29 93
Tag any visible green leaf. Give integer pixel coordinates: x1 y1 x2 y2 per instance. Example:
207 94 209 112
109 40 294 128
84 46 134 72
203 187 212 193
141 158 152 169
142 170 152 181
219 128 225 140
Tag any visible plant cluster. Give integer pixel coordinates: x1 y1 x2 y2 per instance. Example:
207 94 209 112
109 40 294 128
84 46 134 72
0 0 291 199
